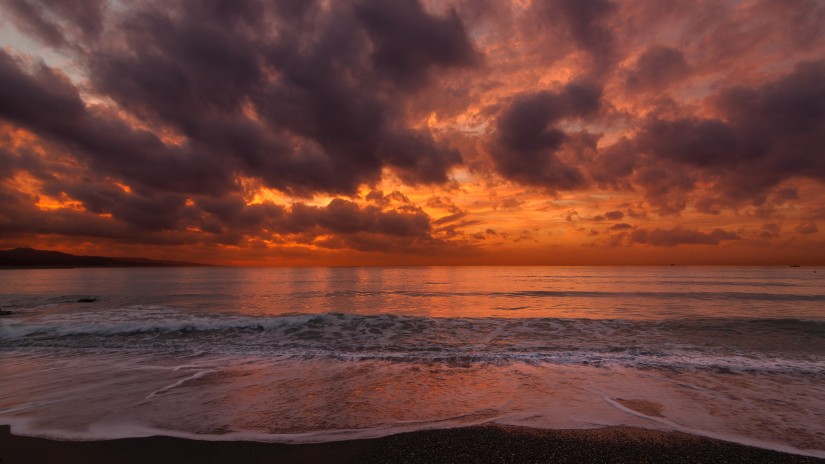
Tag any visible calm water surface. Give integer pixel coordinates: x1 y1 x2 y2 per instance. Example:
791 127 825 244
1 267 824 456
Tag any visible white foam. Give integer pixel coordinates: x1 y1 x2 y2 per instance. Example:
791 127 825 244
171 364 206 371
602 396 825 459
142 370 215 401
2 355 824 458
0 308 315 340
4 310 825 376
3 416 503 445
5 414 824 459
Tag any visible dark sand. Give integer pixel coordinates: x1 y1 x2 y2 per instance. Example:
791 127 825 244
1 424 822 464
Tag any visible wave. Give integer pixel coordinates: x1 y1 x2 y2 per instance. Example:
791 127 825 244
0 311 312 339
3 310 823 339
3 310 824 376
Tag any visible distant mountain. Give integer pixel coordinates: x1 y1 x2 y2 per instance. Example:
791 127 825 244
0 248 210 268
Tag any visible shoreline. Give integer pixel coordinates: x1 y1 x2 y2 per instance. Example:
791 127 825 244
2 424 822 464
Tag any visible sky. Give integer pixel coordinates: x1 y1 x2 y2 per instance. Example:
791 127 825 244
0 0 824 265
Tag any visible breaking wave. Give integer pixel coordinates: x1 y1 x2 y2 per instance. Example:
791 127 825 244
3 308 824 376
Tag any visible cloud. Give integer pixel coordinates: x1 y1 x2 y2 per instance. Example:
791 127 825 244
636 118 740 169
603 210 624 220
0 0 489 259
366 190 412 207
605 60 825 213
630 226 739 247
432 211 469 225
588 137 637 190
286 199 430 238
488 80 602 189
2 0 478 198
426 196 462 213
0 174 451 252
607 223 634 231
625 45 690 93
354 0 481 88
795 222 818 235
0 49 235 195
1 0 825 262
774 187 799 203
0 0 107 47
759 223 782 239
531 0 618 73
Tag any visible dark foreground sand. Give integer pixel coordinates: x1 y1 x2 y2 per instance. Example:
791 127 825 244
2 424 822 464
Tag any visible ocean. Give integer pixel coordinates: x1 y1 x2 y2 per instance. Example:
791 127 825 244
1 266 824 457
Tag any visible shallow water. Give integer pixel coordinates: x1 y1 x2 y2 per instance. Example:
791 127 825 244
1 266 824 456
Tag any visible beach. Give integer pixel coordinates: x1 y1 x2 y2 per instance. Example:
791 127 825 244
3 424 823 464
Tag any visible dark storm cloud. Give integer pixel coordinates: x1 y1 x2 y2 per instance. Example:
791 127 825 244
625 45 690 93
0 148 13 179
1 0 476 199
0 49 234 195
0 0 484 252
489 80 602 189
354 0 481 88
636 118 740 168
531 0 618 73
0 50 83 130
588 137 636 190
83 0 472 196
598 60 825 214
630 227 739 247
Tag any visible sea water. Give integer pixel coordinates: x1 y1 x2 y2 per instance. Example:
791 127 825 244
1 266 824 457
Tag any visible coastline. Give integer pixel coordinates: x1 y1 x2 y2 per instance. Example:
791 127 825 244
2 424 822 464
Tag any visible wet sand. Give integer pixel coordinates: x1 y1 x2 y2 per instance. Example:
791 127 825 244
1 424 822 464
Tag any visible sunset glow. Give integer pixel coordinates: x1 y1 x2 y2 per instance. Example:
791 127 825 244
1 0 824 265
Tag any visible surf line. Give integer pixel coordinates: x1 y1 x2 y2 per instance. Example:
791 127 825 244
602 396 824 458
142 370 215 401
